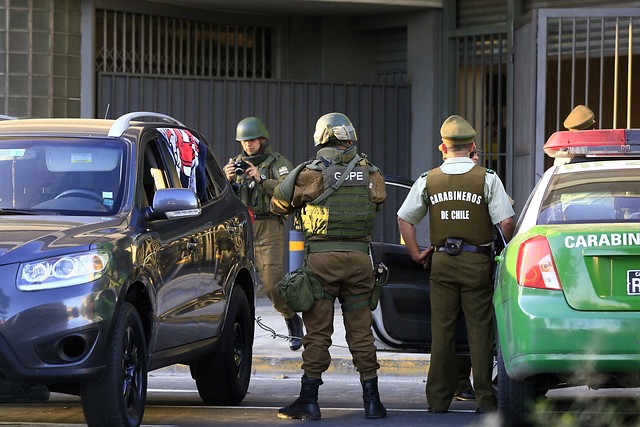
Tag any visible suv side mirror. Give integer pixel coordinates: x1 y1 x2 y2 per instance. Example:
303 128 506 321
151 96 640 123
143 188 201 221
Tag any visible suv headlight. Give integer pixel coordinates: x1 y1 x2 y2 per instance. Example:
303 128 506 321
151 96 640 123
18 251 111 291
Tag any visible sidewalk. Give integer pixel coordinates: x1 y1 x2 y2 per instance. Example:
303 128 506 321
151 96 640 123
251 297 429 377
157 297 430 377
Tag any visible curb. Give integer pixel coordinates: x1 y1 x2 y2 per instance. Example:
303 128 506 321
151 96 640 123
252 355 429 377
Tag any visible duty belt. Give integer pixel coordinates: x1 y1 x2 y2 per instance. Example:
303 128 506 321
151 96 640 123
306 240 370 254
436 243 492 256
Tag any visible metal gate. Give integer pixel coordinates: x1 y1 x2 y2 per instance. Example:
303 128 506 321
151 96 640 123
444 0 510 192
541 9 640 133
95 9 273 78
449 32 509 182
97 73 411 244
94 7 411 251
513 8 640 211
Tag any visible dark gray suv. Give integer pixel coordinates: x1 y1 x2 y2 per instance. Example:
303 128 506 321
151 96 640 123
0 112 257 426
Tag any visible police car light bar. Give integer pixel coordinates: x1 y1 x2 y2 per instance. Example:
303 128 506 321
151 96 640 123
543 129 640 158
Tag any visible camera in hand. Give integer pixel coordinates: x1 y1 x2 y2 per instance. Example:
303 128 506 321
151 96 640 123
233 159 249 175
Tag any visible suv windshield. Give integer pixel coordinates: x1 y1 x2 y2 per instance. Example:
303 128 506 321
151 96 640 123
0 138 126 216
538 166 640 224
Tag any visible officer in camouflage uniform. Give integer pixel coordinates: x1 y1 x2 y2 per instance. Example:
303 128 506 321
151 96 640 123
224 116 303 351
397 115 515 413
271 112 387 420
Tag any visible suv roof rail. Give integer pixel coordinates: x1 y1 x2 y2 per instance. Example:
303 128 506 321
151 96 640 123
108 111 185 137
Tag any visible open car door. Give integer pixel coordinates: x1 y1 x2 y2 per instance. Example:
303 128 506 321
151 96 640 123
370 242 469 354
370 175 469 354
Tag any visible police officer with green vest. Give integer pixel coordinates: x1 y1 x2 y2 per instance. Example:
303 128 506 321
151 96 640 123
224 116 303 351
271 112 387 420
397 115 515 413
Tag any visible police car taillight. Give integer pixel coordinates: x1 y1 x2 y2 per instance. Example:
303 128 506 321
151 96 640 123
516 236 562 290
544 129 640 158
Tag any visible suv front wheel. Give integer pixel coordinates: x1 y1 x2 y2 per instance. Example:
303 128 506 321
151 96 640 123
81 302 148 427
191 286 253 405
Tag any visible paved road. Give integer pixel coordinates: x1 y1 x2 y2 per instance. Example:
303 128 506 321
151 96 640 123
3 299 640 426
0 371 491 427
4 371 640 426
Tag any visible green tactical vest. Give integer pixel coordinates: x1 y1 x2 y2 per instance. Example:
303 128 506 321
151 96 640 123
426 165 493 246
297 157 377 239
234 152 282 216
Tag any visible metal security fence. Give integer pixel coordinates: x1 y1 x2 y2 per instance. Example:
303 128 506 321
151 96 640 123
510 8 640 215
92 6 412 248
543 11 640 132
95 9 272 78
97 73 411 244
450 32 509 181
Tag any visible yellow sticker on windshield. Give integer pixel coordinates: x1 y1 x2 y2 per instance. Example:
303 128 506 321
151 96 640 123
71 153 92 163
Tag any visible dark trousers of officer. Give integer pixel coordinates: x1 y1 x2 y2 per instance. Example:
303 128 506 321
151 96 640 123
253 219 294 318
426 251 495 411
300 250 380 380
455 355 473 394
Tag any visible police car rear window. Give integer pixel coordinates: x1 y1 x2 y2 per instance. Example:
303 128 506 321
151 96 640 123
538 169 640 224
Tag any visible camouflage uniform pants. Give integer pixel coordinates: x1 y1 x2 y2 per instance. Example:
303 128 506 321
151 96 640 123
253 219 294 318
300 250 380 380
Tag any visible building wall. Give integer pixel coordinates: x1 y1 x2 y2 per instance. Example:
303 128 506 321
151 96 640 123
449 0 640 215
279 15 408 84
0 0 440 189
0 0 82 118
523 0 639 12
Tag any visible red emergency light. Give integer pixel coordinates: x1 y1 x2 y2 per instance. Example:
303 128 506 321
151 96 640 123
543 129 640 158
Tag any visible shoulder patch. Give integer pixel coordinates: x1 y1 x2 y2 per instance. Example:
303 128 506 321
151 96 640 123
486 168 495 174
277 166 290 176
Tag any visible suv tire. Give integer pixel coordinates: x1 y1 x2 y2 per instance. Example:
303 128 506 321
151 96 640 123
81 303 148 427
191 286 253 405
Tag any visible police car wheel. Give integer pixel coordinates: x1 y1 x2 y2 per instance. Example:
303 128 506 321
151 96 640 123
497 344 535 427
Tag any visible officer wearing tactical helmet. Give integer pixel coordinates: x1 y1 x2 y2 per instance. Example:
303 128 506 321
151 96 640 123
271 112 387 420
224 116 303 351
397 115 515 413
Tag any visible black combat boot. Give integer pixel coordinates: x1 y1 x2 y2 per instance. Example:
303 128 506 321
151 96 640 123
277 375 323 420
362 377 387 419
285 313 303 351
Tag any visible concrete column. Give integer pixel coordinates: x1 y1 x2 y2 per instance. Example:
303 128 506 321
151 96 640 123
407 10 441 179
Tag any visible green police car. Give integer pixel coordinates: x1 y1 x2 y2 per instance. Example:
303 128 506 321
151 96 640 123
494 129 640 426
